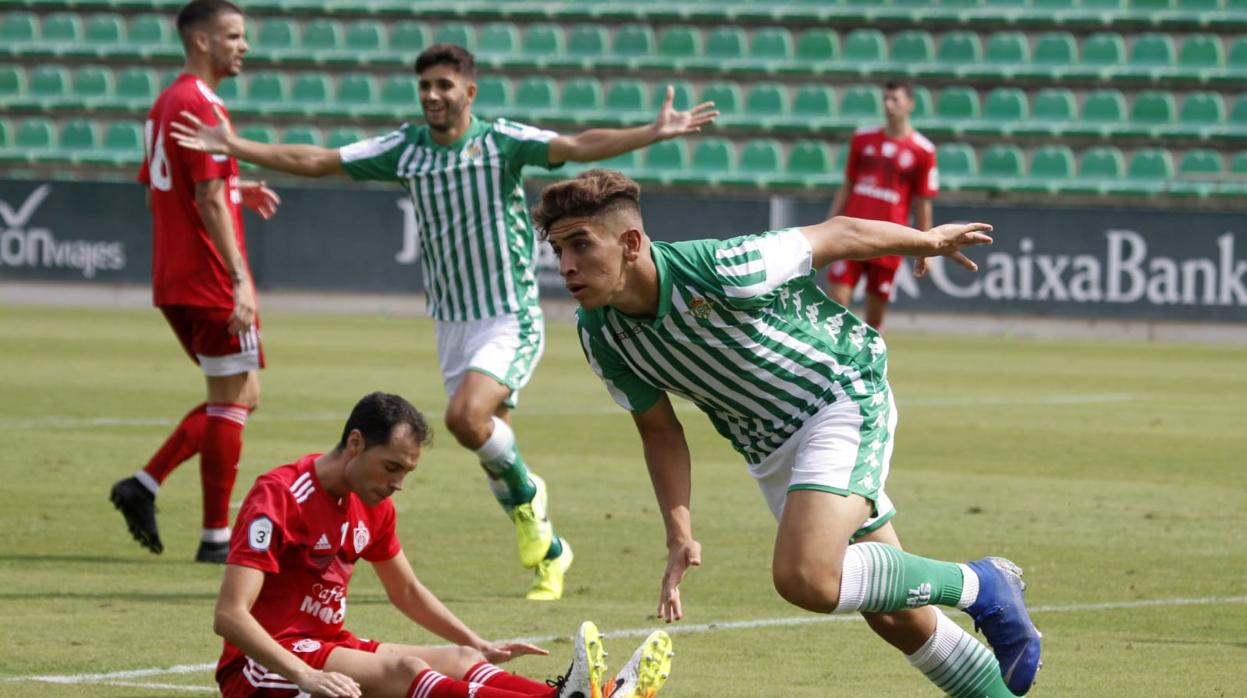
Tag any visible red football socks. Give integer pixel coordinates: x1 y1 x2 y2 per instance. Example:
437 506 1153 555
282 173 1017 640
408 669 550 698
464 663 554 694
201 403 248 529
141 403 207 485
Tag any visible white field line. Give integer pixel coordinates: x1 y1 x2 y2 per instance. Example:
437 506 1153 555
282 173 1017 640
0 394 1143 431
7 594 1246 690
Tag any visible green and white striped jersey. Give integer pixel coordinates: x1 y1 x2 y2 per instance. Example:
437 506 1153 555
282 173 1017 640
576 228 891 463
339 116 560 321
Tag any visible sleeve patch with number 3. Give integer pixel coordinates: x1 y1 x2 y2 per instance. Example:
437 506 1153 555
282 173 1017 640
248 516 273 551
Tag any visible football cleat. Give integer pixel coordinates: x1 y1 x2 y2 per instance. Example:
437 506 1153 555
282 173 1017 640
511 473 555 569
195 540 230 564
964 557 1043 696
547 620 607 698
527 537 573 601
604 630 673 698
110 476 163 554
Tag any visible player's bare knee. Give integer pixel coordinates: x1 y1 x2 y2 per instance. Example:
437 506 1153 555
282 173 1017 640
392 655 430 683
443 404 490 448
773 564 841 613
452 645 487 673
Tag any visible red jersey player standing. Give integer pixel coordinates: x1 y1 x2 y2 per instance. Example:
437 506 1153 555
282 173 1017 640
214 391 675 698
826 80 939 332
110 0 281 563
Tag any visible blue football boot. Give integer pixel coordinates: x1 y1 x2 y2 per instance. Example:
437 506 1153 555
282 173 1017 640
964 557 1043 695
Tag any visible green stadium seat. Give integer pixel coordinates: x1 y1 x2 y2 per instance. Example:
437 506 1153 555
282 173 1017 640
1017 88 1074 137
891 30 935 64
1129 33 1175 69
1178 91 1225 128
478 22 518 55
984 32 1029 65
389 22 429 54
128 14 170 46
605 79 648 116
936 143 976 188
301 19 342 53
1230 151 1247 173
10 118 54 162
653 82 694 111
1228 37 1247 69
1 12 37 44
795 28 839 63
1178 0 1219 7
0 120 7 149
1128 147 1174 180
566 24 607 57
936 31 982 65
238 125 277 144
59 119 98 151
597 150 637 173
1229 93 1247 127
1081 0 1126 8
1015 144 1074 193
473 76 510 112
344 20 384 53
911 85 933 119
785 84 835 131
514 76 556 116
612 24 656 59
100 121 141 157
841 85 882 121
704 26 746 61
255 18 296 52
783 140 836 188
245 73 288 108
1032 32 1076 66
1179 34 1223 69
0 66 22 98
41 12 82 44
638 140 687 184
675 137 734 185
336 73 376 105
1179 149 1222 175
84 13 124 45
522 23 564 58
732 138 783 187
70 66 112 108
560 78 603 123
983 87 1027 121
214 76 240 102
1130 90 1176 127
659 25 701 62
433 22 474 50
935 86 980 125
1073 89 1127 137
974 144 1024 191
281 126 320 145
27 65 69 105
1129 0 1173 9
700 82 743 117
325 127 364 148
290 73 330 103
1073 146 1125 194
1082 32 1126 66
740 83 786 129
843 29 886 63
751 28 794 64
380 75 416 106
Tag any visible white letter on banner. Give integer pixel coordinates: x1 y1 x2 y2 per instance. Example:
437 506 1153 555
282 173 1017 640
1218 233 1247 305
1106 229 1146 303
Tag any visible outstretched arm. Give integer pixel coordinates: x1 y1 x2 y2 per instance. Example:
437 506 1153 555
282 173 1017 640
546 85 718 164
801 217 993 273
372 551 547 663
632 395 701 623
171 104 344 177
215 565 362 697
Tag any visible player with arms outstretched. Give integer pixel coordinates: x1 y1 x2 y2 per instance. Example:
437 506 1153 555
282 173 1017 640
110 0 281 563
534 170 1042 697
170 43 717 599
826 79 938 332
214 391 674 698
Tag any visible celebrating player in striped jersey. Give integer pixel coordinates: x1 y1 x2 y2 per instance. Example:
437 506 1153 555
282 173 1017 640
110 0 282 564
533 170 1043 697
171 43 717 600
214 392 674 698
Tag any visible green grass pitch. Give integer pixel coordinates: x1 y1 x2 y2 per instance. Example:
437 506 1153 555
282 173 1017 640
1 304 1245 696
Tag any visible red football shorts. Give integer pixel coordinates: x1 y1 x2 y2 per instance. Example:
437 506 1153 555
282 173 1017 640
160 304 265 377
217 630 381 698
826 256 903 301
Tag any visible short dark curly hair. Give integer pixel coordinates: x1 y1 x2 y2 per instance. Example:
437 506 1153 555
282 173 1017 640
414 43 476 80
336 392 431 451
531 169 642 238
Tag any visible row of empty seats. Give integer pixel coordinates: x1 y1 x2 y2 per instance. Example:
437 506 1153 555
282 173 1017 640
7 65 1245 143
3 0 1246 31
2 117 1242 197
6 14 1246 85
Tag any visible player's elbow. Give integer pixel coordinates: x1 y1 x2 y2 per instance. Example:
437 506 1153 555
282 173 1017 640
212 604 242 640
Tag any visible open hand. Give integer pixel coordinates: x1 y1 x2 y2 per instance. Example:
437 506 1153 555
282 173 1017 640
295 669 361 698
240 180 281 220
480 641 549 664
914 222 994 276
170 104 233 155
652 86 719 140
657 539 702 622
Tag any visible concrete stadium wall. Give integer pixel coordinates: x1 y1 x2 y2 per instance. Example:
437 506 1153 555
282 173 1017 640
1 177 1244 323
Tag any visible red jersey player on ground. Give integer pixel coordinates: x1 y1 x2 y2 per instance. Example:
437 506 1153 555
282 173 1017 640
110 0 281 563
826 80 939 332
214 391 675 698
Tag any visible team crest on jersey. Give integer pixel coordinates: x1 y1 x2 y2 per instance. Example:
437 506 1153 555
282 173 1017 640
353 522 370 554
686 297 713 320
463 143 483 161
291 639 322 653
898 149 914 169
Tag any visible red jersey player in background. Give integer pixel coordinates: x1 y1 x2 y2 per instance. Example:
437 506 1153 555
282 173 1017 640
110 0 281 563
214 391 675 698
826 80 939 332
